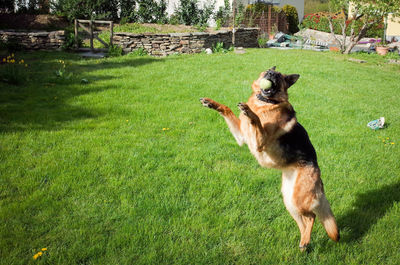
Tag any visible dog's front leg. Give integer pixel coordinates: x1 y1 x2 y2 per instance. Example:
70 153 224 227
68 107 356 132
237 103 266 152
200 98 244 146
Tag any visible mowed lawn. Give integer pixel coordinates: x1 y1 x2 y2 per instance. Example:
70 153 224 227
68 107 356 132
1 49 400 264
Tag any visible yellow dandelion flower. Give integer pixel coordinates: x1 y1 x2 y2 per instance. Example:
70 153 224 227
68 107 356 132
2 58 5 62
41 248 47 251
162 128 170 131
386 137 389 139
21 59 24 63
10 59 15 63
33 251 43 260
391 142 395 145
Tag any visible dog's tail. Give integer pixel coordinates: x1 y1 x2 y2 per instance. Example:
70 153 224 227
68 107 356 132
315 195 340 242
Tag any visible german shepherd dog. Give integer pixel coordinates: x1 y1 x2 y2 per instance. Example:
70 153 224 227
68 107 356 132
200 67 339 250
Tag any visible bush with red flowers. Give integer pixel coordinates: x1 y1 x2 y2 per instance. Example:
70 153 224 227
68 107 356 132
302 12 384 38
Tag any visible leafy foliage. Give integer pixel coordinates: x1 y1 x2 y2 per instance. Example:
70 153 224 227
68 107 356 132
214 0 231 28
302 11 384 38
119 0 138 23
245 2 280 15
212 41 233 53
137 0 168 24
257 35 268 48
108 44 123 57
282 4 299 34
174 0 215 26
50 0 119 21
62 27 83 50
129 47 148 56
326 0 400 53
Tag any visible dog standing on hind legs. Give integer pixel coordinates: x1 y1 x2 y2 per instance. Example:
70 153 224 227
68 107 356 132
200 67 339 250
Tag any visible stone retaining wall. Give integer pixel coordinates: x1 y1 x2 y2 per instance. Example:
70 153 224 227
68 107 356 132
114 28 259 56
0 28 259 56
0 30 65 50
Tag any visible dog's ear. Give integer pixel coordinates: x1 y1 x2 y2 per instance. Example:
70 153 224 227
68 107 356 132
285 74 300 88
270 66 276 71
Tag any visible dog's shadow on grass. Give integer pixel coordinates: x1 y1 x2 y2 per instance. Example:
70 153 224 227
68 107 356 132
338 181 400 242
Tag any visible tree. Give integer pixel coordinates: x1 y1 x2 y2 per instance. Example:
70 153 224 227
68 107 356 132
327 0 400 54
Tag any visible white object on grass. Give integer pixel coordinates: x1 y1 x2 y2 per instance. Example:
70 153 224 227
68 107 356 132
367 117 385 130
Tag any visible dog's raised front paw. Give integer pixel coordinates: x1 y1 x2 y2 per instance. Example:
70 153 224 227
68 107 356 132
237 102 251 115
200 98 217 109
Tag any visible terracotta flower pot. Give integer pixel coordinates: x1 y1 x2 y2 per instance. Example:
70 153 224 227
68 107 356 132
376 46 389 56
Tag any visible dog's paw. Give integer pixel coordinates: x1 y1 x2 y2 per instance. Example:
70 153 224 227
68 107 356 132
237 102 251 115
200 98 217 109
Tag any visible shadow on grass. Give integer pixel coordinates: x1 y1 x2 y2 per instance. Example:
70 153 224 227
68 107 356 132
0 53 164 132
338 181 400 242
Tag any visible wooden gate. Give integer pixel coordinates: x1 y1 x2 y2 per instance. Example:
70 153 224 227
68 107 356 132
74 19 114 52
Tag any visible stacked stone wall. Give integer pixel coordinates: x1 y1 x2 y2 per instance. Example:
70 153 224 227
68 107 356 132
0 30 65 50
114 28 259 56
0 28 259 56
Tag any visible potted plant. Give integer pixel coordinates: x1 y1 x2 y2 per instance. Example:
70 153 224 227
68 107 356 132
376 41 390 55
269 24 278 40
376 15 390 56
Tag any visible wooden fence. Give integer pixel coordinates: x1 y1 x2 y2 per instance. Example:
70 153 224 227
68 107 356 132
74 19 114 51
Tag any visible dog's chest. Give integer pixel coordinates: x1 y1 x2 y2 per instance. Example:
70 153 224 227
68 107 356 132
240 116 281 168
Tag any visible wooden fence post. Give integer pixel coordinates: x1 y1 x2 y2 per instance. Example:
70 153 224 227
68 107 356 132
268 5 271 35
110 21 114 47
89 20 94 52
74 19 78 49
232 0 236 47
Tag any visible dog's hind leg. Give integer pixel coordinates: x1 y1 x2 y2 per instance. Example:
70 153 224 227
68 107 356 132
300 213 315 250
200 98 244 146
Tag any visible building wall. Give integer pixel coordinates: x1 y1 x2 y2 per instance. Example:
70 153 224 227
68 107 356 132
387 14 400 39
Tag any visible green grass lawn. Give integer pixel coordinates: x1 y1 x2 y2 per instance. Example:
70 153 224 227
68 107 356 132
1 49 400 264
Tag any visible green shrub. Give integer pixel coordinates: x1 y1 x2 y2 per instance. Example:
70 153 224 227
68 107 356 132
245 2 280 15
62 28 83 50
129 47 148 56
168 14 180 25
282 4 299 34
120 0 138 23
137 0 168 23
257 35 268 48
108 44 123 57
51 0 119 21
174 0 215 26
214 0 231 27
212 42 233 53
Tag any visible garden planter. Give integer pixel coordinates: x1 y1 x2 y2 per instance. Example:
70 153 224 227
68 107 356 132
376 46 389 56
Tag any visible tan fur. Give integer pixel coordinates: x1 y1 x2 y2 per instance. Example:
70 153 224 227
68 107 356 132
200 70 339 250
